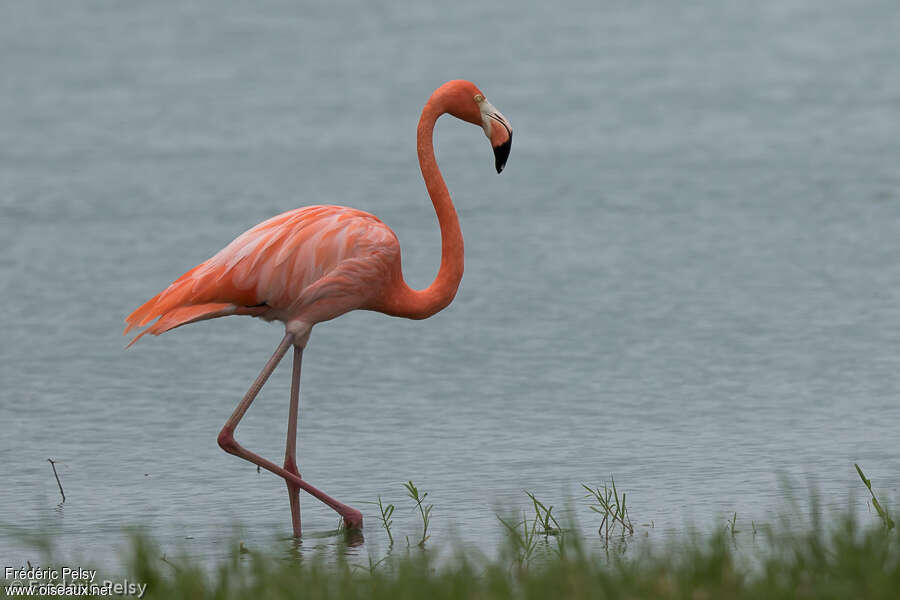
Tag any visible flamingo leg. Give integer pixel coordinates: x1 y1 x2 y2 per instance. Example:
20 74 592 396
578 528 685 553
216 333 363 531
284 346 302 537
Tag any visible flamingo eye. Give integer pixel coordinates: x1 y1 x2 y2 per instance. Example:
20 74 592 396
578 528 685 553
473 94 484 103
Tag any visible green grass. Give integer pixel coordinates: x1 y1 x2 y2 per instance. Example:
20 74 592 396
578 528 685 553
4 470 897 599
6 511 898 599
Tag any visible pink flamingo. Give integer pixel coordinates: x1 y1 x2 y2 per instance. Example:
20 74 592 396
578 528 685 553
124 80 512 537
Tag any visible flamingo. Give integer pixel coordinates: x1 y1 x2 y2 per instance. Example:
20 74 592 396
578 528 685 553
124 80 512 537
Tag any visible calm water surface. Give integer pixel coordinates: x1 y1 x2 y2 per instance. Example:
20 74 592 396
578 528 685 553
2 0 899 565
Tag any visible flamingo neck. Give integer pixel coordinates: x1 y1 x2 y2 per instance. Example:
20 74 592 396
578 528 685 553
387 95 464 320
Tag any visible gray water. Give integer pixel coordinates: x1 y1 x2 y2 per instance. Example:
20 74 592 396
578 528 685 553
2 0 899 566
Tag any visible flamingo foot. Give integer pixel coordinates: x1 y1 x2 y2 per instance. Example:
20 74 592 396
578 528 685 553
342 508 364 530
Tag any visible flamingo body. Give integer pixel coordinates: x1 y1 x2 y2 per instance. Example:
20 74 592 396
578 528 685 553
125 205 401 344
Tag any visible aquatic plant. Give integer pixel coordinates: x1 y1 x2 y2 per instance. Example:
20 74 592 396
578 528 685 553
524 490 561 536
855 463 895 531
582 477 633 546
403 480 433 547
364 495 396 546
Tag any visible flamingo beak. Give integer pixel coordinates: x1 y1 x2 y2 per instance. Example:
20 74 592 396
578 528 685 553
479 100 512 174
493 130 512 174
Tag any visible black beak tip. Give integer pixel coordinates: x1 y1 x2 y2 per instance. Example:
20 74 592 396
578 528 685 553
493 135 512 174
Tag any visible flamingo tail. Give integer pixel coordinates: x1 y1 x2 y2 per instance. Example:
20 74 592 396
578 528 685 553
124 296 266 347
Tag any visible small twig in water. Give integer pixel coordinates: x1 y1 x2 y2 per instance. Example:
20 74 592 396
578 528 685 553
726 512 740 536
47 458 65 504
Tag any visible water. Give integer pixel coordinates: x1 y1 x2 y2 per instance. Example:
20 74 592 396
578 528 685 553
2 0 899 565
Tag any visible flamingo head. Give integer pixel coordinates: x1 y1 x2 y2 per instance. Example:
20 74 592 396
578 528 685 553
441 80 513 173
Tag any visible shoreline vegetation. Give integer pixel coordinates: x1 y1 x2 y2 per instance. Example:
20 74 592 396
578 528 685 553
4 467 896 599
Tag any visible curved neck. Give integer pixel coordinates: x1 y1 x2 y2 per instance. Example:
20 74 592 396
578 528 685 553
386 96 464 320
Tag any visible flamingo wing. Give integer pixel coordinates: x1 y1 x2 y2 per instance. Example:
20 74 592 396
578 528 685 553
125 205 399 345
